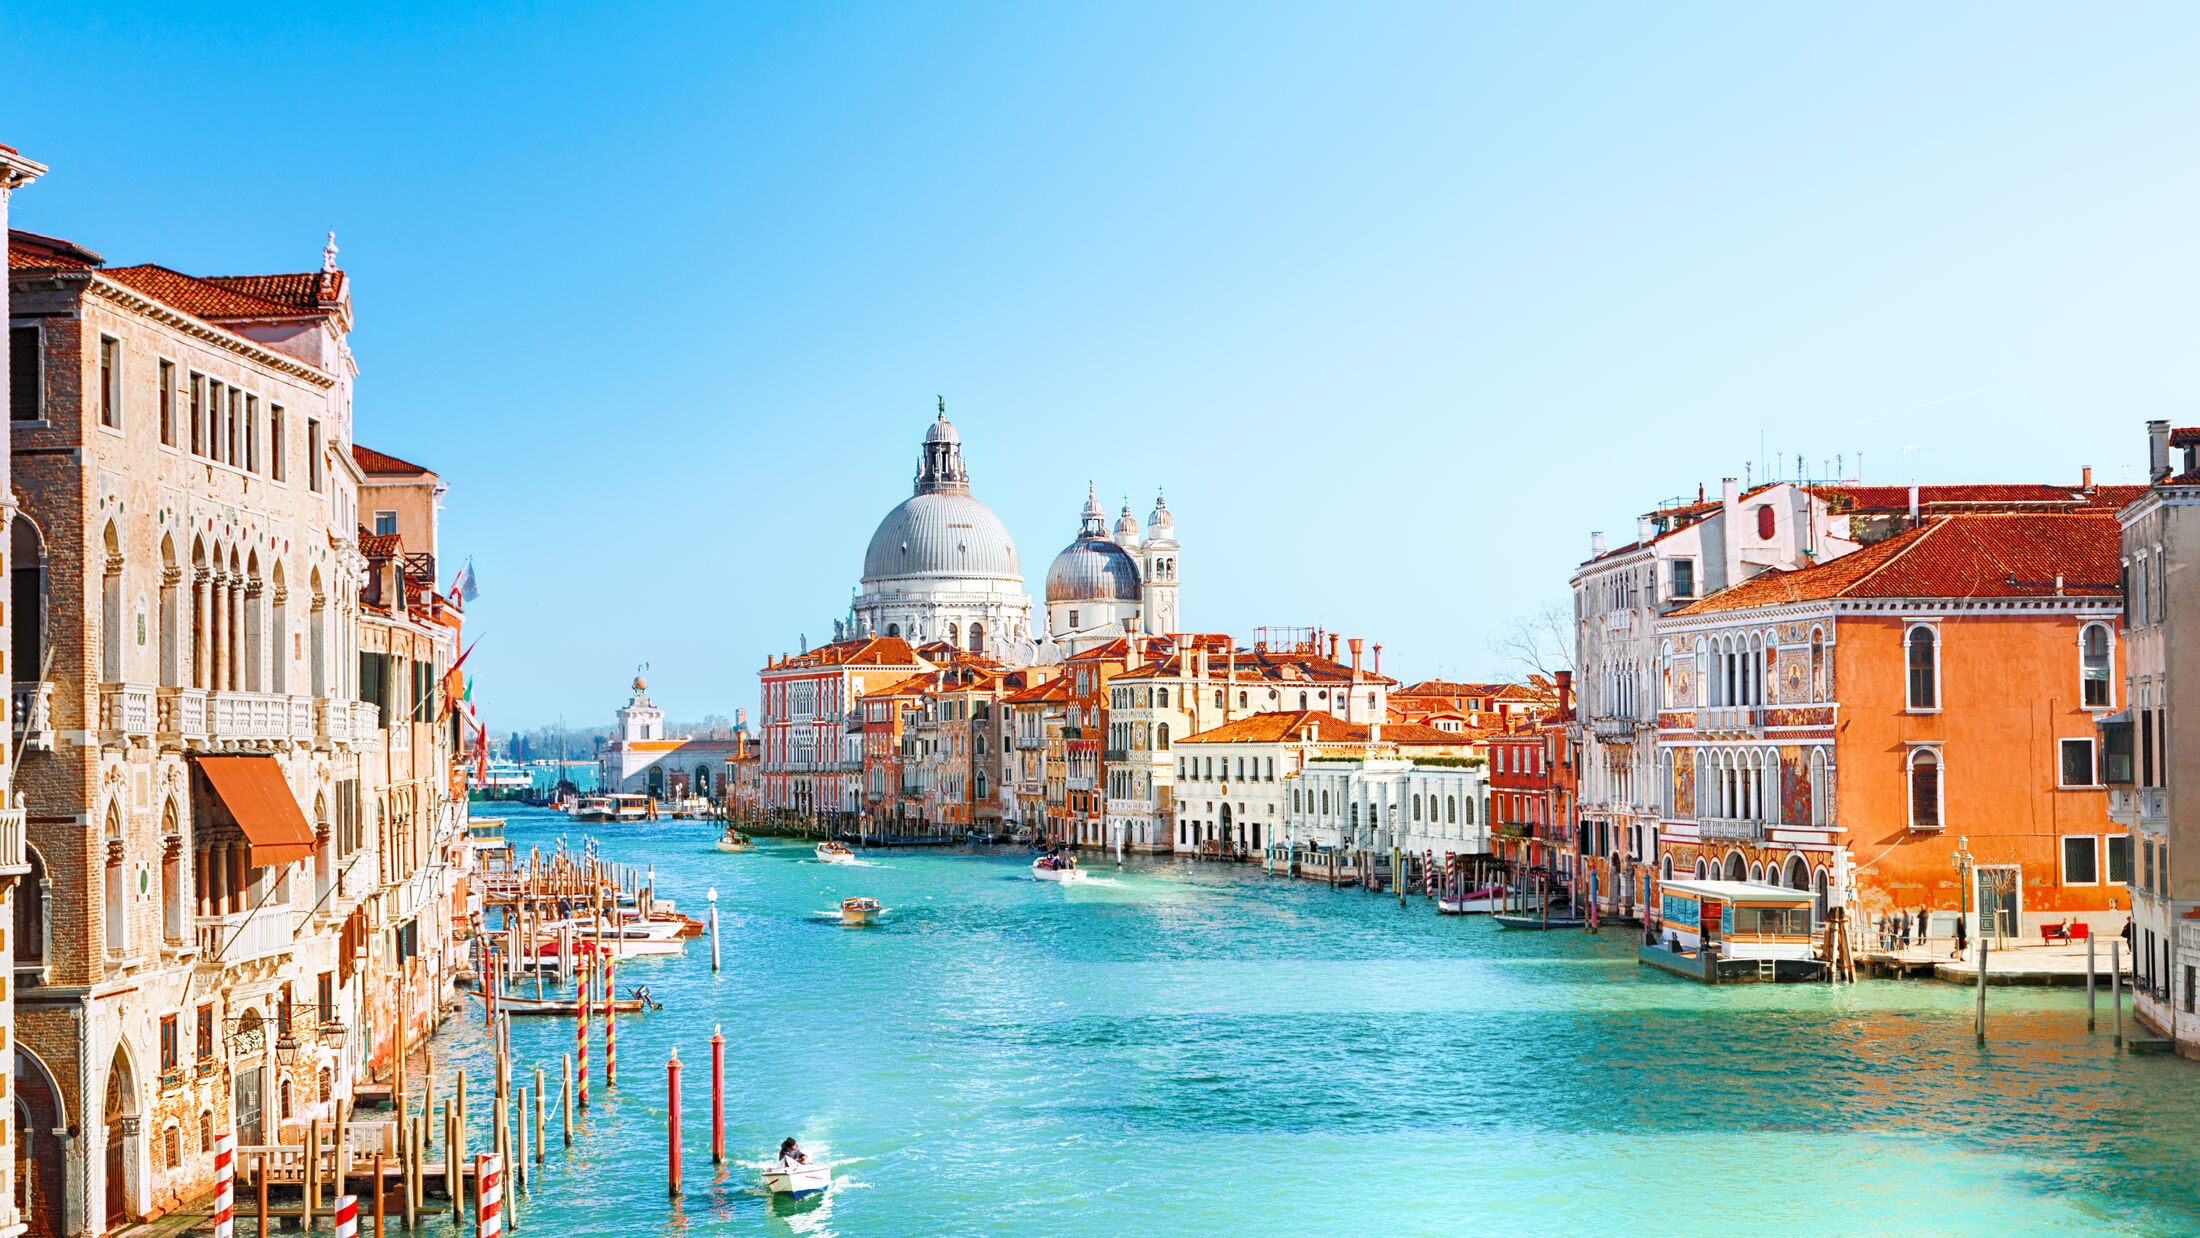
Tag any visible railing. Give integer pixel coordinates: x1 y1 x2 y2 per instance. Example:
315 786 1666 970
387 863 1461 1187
206 691 315 743
102 683 157 738
1698 706 1764 735
196 906 295 966
351 700 380 736
317 698 353 744
1696 816 1763 843
1102 748 1131 763
12 682 53 752
0 808 26 875
1590 715 1636 742
158 686 209 741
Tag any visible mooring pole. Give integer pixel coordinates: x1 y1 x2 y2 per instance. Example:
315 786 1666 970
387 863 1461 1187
2087 932 2098 1031
2112 937 2125 1048
667 1048 684 1197
710 1026 725 1165
1976 931 1989 1043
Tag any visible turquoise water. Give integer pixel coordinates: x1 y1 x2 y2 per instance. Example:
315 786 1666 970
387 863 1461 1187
427 805 2200 1236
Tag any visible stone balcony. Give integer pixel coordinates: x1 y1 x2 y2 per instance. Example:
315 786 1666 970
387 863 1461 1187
11 682 52 752
1697 706 1765 737
1695 816 1764 843
0 808 27 877
194 906 295 968
101 682 158 741
160 688 362 750
1589 715 1638 742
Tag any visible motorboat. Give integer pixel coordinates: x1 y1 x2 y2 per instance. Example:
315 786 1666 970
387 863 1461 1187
716 827 754 853
469 987 659 1017
1493 910 1588 930
1438 884 1549 915
815 842 856 864
761 1159 832 1197
1031 855 1085 883
840 897 882 926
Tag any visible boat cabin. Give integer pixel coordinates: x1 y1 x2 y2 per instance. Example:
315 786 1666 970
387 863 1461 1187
1643 879 1822 983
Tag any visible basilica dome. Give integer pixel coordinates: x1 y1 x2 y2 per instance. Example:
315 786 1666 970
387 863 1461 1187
863 491 1021 581
1045 537 1142 603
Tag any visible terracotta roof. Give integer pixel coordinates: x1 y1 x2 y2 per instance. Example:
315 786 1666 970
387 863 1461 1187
1005 676 1072 705
2171 427 2200 448
867 672 939 700
1178 710 1469 747
354 444 432 475
359 528 403 558
103 264 315 320
1811 483 2142 512
1111 647 1393 687
202 270 345 313
768 635 927 671
1671 513 2122 614
8 228 100 270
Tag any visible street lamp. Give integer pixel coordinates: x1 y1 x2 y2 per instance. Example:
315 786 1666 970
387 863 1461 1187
274 1033 299 1069
1952 834 1974 952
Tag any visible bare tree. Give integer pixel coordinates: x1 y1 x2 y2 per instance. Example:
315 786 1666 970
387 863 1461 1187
1491 601 1575 682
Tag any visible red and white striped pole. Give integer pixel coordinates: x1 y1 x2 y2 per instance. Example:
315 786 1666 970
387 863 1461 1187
333 1193 359 1238
475 1153 503 1238
575 951 590 1111
603 956 618 1088
211 1131 235 1238
709 1025 725 1164
666 1048 683 1197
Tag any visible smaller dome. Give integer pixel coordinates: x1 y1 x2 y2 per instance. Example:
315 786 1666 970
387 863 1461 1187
1080 483 1105 525
925 412 959 445
1046 537 1143 604
1114 501 1141 544
1148 490 1173 535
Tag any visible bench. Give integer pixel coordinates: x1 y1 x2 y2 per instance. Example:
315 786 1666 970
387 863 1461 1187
2041 923 2091 944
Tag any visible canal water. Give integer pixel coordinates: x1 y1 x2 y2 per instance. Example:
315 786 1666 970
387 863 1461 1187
429 805 2200 1236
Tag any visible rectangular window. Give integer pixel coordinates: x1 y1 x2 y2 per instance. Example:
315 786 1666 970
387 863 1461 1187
98 336 123 428
245 394 260 472
2060 738 2098 788
227 388 241 463
270 406 285 480
2063 836 2099 885
159 1014 179 1072
2143 837 2157 893
317 971 335 1022
188 373 204 454
1671 559 1695 599
158 359 175 445
2108 835 2134 885
206 380 225 460
373 511 397 536
2101 719 2135 785
196 1003 215 1061
8 325 39 420
308 418 325 491
1906 628 1938 711
2143 709 2158 788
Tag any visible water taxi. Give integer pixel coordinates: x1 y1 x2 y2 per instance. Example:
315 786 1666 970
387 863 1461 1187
840 897 882 926
761 1160 832 1196
1437 884 1544 915
815 841 856 864
568 793 652 823
1641 879 1825 982
1031 855 1085 883
716 826 754 853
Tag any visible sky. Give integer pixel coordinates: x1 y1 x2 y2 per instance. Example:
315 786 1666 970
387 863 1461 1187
3 3 2190 728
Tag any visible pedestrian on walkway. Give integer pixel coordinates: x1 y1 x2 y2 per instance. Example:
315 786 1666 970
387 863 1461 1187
1953 910 1968 960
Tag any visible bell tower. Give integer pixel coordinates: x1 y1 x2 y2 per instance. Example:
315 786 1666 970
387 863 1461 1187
1141 490 1179 636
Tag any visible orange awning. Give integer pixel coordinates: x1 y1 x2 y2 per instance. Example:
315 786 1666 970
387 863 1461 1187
196 756 317 867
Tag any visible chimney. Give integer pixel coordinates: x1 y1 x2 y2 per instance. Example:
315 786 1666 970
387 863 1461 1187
736 707 748 729
1555 669 1573 718
1590 531 1606 556
2150 419 2172 482
1637 516 1654 543
2081 465 2094 491
1373 644 1382 678
1348 638 1363 679
1328 633 1340 661
1907 483 1919 523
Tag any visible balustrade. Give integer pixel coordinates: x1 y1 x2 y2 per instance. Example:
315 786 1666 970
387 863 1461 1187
101 683 157 738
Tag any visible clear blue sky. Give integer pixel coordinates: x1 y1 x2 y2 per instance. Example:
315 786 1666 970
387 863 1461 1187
3 4 2185 727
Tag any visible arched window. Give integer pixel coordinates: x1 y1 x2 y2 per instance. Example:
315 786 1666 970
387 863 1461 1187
1693 857 1708 879
969 622 984 654
1808 748 1830 827
1661 854 1674 881
1157 723 1170 749
100 522 124 682
1909 748 1942 830
886 623 899 638
2081 623 2112 708
1809 628 1826 702
1237 691 1248 709
1723 851 1746 881
1412 795 1422 821
1157 688 1169 707
1906 626 1938 710
1447 795 1457 824
103 805 126 957
1748 862 1764 883
946 623 959 648
1214 690 1224 708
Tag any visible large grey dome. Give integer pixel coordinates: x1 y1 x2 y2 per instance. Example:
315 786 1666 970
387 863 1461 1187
1046 536 1142 603
863 492 1021 582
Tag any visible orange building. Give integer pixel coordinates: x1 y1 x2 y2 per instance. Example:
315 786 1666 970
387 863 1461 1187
1653 512 2128 939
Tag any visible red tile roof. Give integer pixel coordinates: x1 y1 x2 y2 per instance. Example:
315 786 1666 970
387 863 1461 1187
768 635 927 671
202 270 345 313
1004 676 1072 705
8 228 100 270
2171 427 2200 449
1812 483 2143 512
353 444 432 475
103 264 315 320
1178 710 1470 747
359 529 404 558
1671 513 2122 614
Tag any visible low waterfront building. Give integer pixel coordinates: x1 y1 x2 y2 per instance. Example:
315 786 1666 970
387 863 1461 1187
2111 421 2200 1050
1654 510 2129 942
596 674 746 803
1177 712 1475 859
1001 672 1068 840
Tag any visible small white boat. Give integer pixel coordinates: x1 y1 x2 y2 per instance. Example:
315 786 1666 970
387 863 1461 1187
840 897 882 926
716 828 754 853
815 842 855 864
761 1160 833 1196
1032 858 1085 883
1438 885 1548 915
